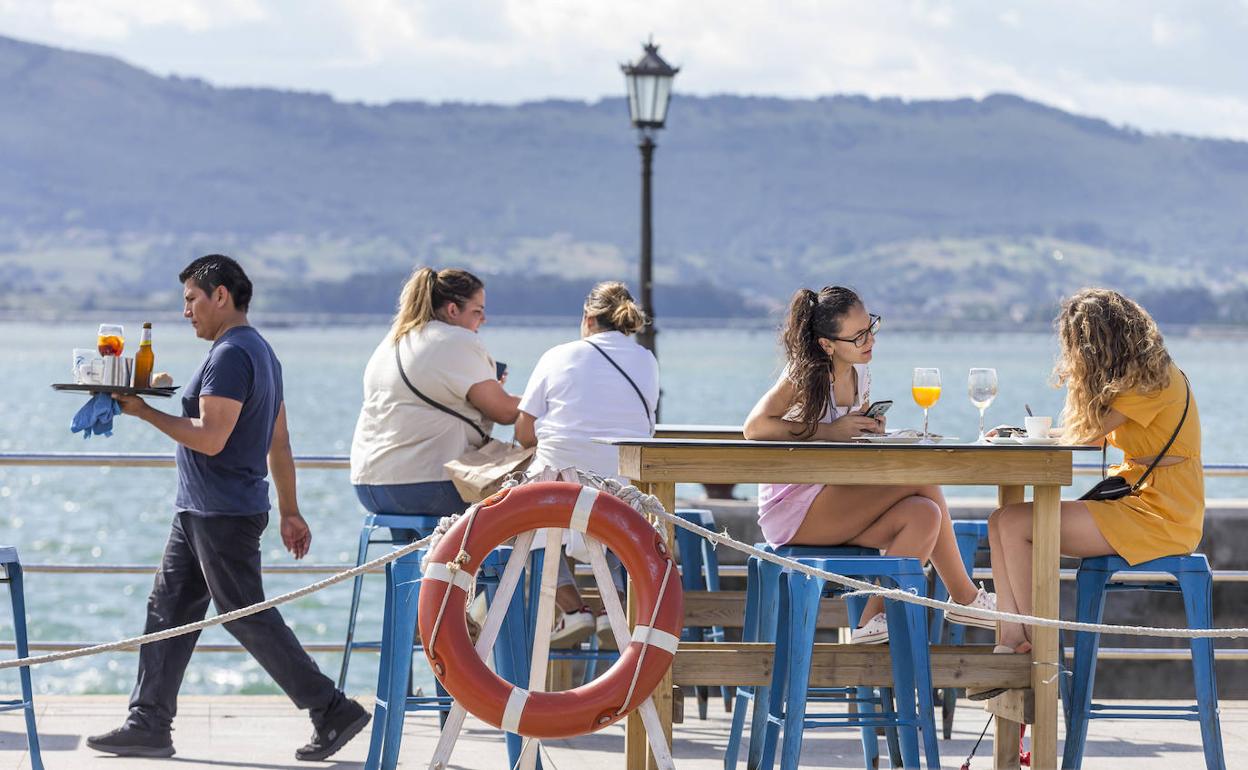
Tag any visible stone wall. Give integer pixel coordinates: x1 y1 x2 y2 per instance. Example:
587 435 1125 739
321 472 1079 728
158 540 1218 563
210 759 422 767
676 497 1248 698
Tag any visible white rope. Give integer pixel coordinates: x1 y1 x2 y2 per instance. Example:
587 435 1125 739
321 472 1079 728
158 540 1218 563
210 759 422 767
424 503 484 660
537 469 1248 641
614 558 675 716
0 533 434 671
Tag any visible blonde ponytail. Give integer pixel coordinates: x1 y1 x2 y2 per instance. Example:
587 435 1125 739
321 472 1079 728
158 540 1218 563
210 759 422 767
390 267 484 342
585 281 646 336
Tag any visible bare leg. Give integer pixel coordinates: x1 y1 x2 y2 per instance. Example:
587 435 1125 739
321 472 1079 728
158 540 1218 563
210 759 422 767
918 485 979 605
989 500 1116 651
789 485 942 625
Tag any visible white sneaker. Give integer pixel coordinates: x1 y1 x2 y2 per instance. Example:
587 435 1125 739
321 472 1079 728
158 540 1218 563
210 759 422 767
850 612 889 644
944 585 998 630
550 608 594 648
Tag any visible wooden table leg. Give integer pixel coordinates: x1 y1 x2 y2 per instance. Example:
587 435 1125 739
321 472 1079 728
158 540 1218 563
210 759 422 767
625 481 676 770
1030 484 1062 770
994 485 1025 770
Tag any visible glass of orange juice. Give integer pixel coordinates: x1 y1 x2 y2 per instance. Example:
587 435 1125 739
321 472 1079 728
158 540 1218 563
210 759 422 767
912 367 942 443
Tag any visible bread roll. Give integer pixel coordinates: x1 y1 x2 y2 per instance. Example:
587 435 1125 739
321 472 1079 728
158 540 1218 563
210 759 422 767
151 372 174 388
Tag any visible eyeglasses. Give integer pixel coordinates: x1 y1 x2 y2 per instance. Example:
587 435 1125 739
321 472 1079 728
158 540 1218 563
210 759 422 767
830 314 882 347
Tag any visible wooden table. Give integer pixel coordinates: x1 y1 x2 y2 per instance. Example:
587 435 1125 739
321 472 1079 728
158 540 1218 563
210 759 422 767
602 437 1097 770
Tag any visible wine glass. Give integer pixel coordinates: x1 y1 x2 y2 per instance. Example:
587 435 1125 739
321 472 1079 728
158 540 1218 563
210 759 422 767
968 368 999 443
97 324 125 357
911 368 942 444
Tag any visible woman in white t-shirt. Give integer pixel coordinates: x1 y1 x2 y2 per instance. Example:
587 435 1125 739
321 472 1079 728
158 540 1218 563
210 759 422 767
515 281 658 645
350 267 520 519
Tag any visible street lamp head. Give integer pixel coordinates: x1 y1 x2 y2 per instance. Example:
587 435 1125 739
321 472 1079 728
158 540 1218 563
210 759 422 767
621 39 679 130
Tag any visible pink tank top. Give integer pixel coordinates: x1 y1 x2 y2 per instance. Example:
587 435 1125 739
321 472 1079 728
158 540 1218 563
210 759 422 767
756 365 871 546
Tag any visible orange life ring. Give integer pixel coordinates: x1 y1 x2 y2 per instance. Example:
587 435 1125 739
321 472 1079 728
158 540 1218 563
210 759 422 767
417 481 683 739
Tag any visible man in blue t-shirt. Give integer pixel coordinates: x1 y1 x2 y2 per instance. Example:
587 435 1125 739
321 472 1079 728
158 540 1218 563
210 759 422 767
87 255 368 761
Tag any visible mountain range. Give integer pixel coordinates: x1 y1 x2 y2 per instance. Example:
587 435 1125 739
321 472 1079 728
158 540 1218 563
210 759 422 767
3 33 1248 323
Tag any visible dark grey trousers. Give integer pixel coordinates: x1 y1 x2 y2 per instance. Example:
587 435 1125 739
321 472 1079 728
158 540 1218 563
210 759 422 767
127 511 340 733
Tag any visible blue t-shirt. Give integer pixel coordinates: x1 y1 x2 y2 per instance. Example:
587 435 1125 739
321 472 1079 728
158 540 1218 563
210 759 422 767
175 326 283 516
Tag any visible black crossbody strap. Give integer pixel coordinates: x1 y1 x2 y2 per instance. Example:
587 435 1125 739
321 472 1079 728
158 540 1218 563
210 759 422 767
584 340 654 433
1129 370 1191 493
394 343 488 441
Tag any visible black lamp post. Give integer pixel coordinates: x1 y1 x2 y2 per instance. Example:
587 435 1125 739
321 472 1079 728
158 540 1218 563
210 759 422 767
621 39 679 356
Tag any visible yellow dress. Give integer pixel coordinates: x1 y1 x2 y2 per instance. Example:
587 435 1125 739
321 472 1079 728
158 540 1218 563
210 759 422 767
1084 364 1204 565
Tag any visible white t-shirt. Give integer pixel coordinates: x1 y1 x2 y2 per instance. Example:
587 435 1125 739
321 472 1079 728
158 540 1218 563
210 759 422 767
350 321 496 485
519 331 659 479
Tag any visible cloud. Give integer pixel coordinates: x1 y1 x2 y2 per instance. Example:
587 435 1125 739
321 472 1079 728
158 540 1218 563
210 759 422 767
2 0 1247 140
3 0 265 40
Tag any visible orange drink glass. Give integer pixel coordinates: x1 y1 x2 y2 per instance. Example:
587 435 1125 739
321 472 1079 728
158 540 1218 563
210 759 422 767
912 368 941 443
97 324 125 357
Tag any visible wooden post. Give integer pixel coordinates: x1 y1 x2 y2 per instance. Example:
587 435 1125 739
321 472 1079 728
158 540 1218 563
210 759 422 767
994 485 1025 770
625 481 676 770
1030 485 1062 770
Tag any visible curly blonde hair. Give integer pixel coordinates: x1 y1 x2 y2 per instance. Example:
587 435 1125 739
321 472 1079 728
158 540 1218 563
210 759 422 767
1054 288 1172 442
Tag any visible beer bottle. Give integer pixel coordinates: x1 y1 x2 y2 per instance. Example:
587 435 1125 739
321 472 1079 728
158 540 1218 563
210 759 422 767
134 322 154 388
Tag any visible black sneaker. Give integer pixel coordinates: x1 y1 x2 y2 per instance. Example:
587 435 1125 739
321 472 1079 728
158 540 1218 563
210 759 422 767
296 698 370 761
86 724 175 758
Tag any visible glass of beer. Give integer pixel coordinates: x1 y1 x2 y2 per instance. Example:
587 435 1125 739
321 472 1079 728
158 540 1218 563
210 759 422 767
97 324 125 357
912 367 942 443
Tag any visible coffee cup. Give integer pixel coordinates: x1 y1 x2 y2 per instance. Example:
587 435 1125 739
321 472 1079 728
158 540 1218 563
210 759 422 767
1025 416 1053 439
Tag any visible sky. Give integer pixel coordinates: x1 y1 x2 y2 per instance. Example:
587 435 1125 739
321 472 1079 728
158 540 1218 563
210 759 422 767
3 0 1248 140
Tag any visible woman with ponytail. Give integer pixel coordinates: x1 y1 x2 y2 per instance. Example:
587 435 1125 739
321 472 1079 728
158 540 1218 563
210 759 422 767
514 281 659 646
744 286 993 643
350 267 520 518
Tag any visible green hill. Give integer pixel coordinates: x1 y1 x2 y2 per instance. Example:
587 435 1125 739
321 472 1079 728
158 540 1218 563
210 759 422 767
3 33 1247 322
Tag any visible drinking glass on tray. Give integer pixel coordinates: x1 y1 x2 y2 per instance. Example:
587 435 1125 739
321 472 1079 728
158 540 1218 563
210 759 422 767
97 324 125 357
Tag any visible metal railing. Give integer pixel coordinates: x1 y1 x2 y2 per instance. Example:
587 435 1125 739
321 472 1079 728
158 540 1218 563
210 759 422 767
2 451 1246 663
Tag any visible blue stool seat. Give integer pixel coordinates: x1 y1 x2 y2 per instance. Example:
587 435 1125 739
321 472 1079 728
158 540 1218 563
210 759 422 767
1062 553 1225 770
0 547 43 770
930 519 990 739
338 513 443 689
674 508 730 719
365 546 530 770
724 544 910 770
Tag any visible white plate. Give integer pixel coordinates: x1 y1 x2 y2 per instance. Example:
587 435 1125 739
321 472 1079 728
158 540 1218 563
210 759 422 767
1018 436 1061 445
854 434 959 444
988 436 1021 445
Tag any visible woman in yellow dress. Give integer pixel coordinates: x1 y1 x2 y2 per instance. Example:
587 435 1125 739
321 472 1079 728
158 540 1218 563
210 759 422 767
989 288 1202 654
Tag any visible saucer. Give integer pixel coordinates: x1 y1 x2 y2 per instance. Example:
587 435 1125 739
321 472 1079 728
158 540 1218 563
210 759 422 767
1018 436 1061 445
987 436 1020 445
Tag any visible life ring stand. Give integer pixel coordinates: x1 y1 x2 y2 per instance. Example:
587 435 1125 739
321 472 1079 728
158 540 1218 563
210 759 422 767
417 481 683 740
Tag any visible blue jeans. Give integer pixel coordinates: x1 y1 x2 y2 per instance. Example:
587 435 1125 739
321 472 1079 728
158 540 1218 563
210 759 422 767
353 481 467 517
354 482 468 541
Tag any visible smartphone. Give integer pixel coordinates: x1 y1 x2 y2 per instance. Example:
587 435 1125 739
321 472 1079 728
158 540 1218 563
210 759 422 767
495 361 508 381
863 400 892 419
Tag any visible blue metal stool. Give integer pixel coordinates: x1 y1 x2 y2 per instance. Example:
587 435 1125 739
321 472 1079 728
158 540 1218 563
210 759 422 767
1061 553 1225 770
365 546 530 770
0 547 42 770
724 545 902 770
674 508 730 718
338 512 443 689
762 556 941 770
929 519 990 739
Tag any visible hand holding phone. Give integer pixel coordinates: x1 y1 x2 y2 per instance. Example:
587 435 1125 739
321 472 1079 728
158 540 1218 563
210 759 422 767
495 361 508 382
863 400 892 420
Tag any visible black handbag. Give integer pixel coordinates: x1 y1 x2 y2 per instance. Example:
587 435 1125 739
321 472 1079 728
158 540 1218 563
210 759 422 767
1078 372 1190 502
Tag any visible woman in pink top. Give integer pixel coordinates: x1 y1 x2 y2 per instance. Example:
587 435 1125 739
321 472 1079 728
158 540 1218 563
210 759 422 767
744 286 994 643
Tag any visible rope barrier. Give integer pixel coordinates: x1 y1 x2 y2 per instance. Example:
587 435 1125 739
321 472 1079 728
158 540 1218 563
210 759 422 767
0 467 1241 675
542 469 1248 641
0 534 434 671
